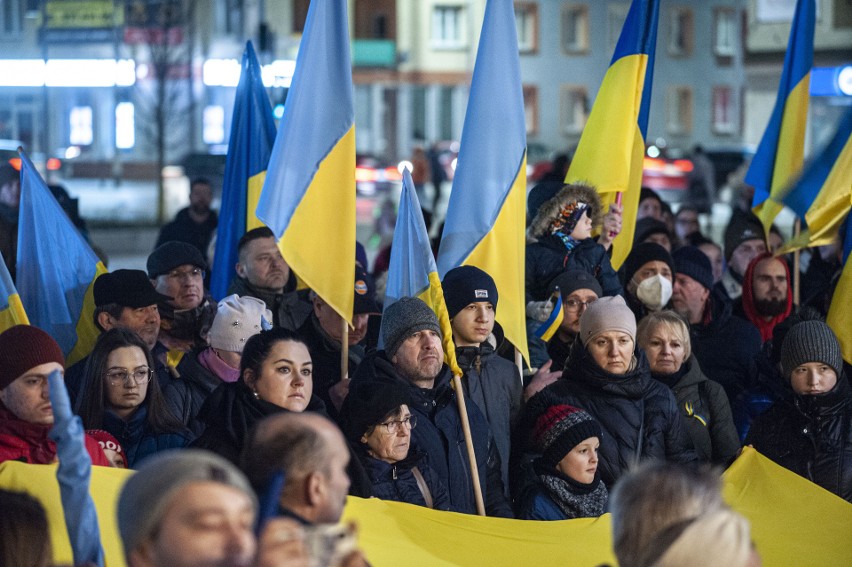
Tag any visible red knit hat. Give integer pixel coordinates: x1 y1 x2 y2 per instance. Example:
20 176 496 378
532 403 601 470
0 325 65 390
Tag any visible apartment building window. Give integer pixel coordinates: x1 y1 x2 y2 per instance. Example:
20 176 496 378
70 107 93 146
712 86 737 135
203 105 225 144
561 4 589 54
607 4 629 52
115 103 135 149
559 85 588 135
432 5 465 49
523 85 538 136
668 7 694 57
713 8 737 58
215 0 243 36
2 0 24 34
666 86 692 135
515 3 538 54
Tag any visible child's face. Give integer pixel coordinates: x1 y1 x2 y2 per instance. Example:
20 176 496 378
570 211 593 241
104 448 126 468
556 436 599 484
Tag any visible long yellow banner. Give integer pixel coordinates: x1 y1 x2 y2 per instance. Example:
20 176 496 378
0 447 848 567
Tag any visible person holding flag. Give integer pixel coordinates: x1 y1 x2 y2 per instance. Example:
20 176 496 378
526 183 622 370
442 265 522 493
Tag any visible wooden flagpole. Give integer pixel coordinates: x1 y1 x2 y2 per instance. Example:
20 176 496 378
341 318 349 382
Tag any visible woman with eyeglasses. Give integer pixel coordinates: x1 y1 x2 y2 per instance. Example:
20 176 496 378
78 328 190 468
339 380 454 510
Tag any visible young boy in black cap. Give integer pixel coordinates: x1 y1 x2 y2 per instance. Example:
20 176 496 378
442 265 522 494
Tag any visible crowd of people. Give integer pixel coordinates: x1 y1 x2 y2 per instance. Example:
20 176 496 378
0 164 850 566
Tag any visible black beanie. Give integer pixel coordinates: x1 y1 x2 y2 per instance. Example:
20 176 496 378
339 380 412 444
442 266 499 319
547 269 603 299
673 246 715 291
621 242 674 285
633 217 672 246
724 215 764 262
781 320 844 381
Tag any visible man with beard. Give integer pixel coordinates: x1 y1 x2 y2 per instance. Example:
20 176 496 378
295 266 380 422
155 177 218 263
734 253 793 344
228 227 312 331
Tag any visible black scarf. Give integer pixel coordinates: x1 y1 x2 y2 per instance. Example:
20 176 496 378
533 459 608 519
158 295 217 344
651 361 690 389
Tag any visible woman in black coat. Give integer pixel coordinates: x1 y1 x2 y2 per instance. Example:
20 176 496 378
746 320 852 502
339 380 454 511
527 296 696 488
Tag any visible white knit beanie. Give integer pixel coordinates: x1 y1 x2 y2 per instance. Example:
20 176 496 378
208 294 272 353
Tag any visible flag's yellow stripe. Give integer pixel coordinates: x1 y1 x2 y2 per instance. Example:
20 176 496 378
827 260 852 364
463 157 529 366
417 271 462 377
755 75 811 233
279 126 356 323
246 171 267 231
538 309 564 343
0 293 29 331
66 261 108 366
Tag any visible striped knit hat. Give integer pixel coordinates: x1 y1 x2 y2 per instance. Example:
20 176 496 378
780 320 843 380
532 403 602 470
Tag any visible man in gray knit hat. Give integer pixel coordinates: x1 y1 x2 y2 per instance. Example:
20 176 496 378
352 296 513 517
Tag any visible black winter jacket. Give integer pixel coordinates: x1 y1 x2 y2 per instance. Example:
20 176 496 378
689 288 762 404
162 349 226 436
746 374 852 503
352 352 513 517
654 356 740 465
538 341 697 487
355 445 454 511
525 235 623 302
457 340 522 492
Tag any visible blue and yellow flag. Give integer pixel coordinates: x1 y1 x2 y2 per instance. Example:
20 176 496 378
436 0 528 364
0 249 28 331
827 219 852 364
210 41 277 300
564 0 660 270
256 0 355 323
778 107 852 253
533 291 563 343
385 169 461 377
16 150 107 365
748 0 815 234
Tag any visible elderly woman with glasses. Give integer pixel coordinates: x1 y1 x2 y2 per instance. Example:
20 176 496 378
77 328 191 468
340 380 455 511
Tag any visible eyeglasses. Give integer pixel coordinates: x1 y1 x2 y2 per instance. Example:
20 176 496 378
565 298 596 312
105 368 154 387
166 268 205 282
378 415 417 434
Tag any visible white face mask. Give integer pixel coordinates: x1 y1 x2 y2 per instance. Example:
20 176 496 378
634 274 673 311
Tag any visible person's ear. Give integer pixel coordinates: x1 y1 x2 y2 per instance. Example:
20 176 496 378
235 261 247 279
128 540 157 567
97 311 116 331
306 471 325 507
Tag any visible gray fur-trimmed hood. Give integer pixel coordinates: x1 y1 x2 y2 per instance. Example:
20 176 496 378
527 183 603 242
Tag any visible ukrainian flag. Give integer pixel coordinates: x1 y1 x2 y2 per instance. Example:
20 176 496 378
16 150 107 365
827 218 852 364
384 169 461 377
748 0 814 234
533 291 563 343
564 0 660 270
436 0 528 364
256 0 355 323
778 107 852 253
0 250 28 331
210 41 277 300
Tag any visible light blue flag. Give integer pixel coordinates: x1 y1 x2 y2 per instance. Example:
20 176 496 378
383 169 460 375
436 0 528 363
16 150 107 364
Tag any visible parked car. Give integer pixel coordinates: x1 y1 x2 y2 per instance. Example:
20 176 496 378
642 145 694 203
356 154 402 196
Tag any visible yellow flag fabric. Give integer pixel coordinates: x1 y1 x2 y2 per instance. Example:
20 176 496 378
4 447 850 567
827 259 852 364
418 271 462 378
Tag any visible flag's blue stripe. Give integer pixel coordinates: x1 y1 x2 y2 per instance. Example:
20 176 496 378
211 41 277 300
436 0 525 276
